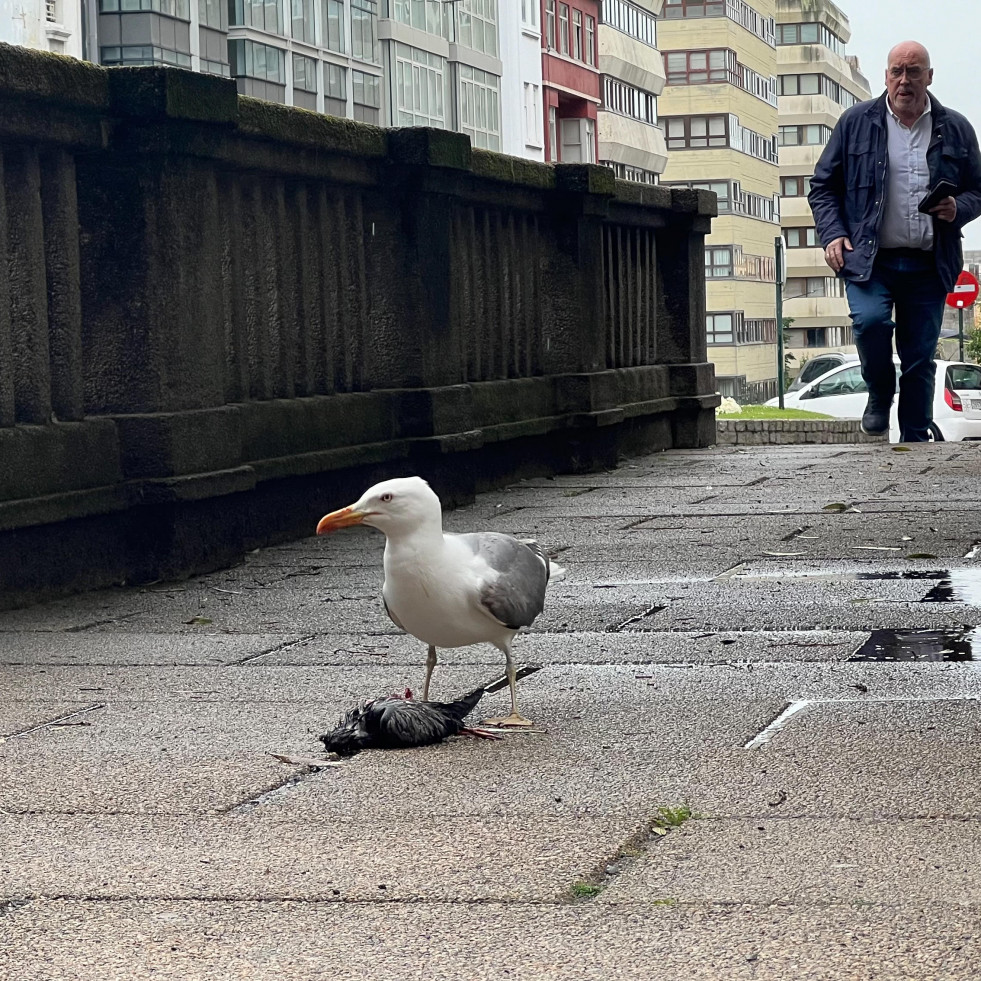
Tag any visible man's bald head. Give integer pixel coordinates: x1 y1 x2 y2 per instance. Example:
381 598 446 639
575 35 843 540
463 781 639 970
885 41 933 125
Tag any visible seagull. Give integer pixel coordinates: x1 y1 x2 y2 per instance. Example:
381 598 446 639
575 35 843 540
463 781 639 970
315 476 559 727
320 687 502 755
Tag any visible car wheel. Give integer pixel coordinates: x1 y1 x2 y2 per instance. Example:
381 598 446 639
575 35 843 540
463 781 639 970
928 422 944 441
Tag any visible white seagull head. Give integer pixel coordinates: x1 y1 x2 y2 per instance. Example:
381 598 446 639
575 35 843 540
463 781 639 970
316 476 443 539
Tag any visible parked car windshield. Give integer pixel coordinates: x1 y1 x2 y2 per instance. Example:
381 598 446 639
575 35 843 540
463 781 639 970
803 365 867 398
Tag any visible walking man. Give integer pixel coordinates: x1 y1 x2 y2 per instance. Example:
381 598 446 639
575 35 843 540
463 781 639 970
808 41 981 441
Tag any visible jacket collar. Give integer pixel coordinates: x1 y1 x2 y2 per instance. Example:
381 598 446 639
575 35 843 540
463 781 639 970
867 91 947 128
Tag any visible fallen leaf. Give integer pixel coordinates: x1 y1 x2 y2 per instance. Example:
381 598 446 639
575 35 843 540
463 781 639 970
892 446 912 452
184 616 213 625
823 502 849 511
906 552 938 559
762 550 807 556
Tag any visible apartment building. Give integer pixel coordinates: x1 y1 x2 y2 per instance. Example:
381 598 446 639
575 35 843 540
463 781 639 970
597 0 667 184
541 0 601 162
2 0 82 57
657 0 781 402
776 0 871 368
501 0 546 158
81 1 507 146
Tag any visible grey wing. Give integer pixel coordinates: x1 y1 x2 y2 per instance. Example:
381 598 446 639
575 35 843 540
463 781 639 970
459 532 550 629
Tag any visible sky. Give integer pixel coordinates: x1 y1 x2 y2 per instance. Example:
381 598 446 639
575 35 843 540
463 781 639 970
839 0 981 250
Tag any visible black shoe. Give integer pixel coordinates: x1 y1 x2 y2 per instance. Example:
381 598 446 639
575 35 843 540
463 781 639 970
860 407 889 436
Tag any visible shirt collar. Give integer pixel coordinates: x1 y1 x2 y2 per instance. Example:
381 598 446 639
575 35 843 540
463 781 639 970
886 96 932 126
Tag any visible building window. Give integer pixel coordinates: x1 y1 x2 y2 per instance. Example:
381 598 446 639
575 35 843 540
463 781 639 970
603 77 657 125
392 0 443 33
323 62 347 111
292 0 314 41
706 246 733 278
521 0 538 30
777 21 844 54
585 14 595 64
573 8 582 59
523 81 542 147
548 105 557 160
352 69 380 122
100 44 192 65
100 0 190 12
559 116 595 163
200 0 222 27
323 0 345 51
778 124 832 146
781 175 810 196
665 114 727 149
546 0 555 47
785 276 845 299
459 64 501 150
665 48 734 85
351 0 378 62
558 3 569 55
229 38 286 81
663 0 724 15
228 0 284 33
293 53 317 92
603 160 658 184
452 0 498 57
394 42 445 127
601 0 656 48
707 311 737 345
785 226 819 248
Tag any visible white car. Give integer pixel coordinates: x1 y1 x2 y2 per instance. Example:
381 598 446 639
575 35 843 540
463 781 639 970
765 360 981 441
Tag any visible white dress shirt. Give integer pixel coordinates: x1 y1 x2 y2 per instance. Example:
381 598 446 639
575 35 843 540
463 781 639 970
879 98 934 250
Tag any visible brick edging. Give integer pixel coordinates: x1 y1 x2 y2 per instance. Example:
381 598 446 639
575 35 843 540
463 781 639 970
715 419 881 445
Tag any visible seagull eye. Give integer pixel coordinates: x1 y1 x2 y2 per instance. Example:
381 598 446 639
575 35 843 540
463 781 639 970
380 493 393 503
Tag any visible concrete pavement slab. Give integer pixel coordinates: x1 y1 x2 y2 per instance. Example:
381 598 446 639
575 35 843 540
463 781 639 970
0 633 301 666
600 817 981 904
0 812 641 902
1 899 978 981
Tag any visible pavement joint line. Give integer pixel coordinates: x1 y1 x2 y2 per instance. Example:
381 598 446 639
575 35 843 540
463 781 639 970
606 604 668 633
223 766 336 815
4 703 105 739
232 634 319 666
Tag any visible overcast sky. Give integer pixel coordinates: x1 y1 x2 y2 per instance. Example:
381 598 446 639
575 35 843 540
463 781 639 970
839 0 981 249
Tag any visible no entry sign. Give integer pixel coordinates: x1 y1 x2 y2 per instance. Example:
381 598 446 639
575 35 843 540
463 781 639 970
946 270 980 309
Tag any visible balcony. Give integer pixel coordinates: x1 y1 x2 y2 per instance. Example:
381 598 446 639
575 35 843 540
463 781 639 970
597 112 668 173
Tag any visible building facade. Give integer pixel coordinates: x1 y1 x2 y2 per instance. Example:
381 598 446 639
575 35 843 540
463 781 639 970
2 0 82 57
541 0 601 162
81 1 507 145
657 0 781 402
597 0 667 183
500 0 546 158
776 0 871 370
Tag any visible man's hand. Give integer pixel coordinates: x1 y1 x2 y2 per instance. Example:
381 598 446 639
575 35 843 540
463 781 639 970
930 196 958 222
824 236 853 273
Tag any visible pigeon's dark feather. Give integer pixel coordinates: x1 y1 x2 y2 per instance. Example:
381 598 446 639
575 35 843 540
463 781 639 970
320 688 485 755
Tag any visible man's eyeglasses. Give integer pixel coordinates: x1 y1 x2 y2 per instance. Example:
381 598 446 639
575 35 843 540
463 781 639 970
888 66 927 80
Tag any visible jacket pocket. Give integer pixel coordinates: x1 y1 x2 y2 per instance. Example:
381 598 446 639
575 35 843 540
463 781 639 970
846 142 877 187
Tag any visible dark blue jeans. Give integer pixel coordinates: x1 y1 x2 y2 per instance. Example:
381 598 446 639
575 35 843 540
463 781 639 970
845 249 947 441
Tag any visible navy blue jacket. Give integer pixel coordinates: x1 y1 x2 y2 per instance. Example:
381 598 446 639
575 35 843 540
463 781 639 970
808 92 981 292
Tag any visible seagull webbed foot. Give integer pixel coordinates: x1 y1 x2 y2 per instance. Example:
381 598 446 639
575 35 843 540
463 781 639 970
484 712 535 729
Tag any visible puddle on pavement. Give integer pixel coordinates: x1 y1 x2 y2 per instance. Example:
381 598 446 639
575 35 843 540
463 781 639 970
849 627 981 663
735 568 981 604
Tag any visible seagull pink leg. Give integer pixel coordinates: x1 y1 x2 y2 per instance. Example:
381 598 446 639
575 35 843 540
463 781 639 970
485 643 534 728
422 644 438 700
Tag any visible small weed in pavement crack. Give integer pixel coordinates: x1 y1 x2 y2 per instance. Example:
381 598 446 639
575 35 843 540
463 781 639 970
568 803 696 902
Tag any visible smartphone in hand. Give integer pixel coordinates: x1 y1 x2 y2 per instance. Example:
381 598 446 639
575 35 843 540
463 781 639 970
918 180 957 214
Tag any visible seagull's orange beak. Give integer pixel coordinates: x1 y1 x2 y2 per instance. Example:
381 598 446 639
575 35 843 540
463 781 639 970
316 506 367 535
